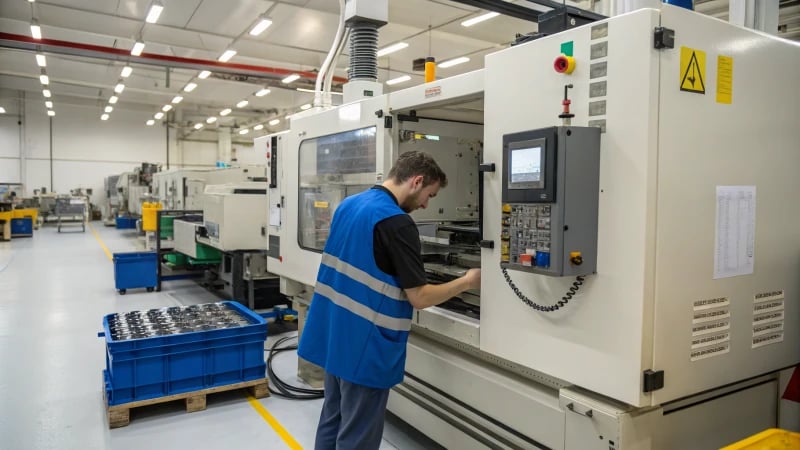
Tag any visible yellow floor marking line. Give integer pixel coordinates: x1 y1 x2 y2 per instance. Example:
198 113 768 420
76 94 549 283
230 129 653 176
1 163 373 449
246 394 304 449
88 223 113 261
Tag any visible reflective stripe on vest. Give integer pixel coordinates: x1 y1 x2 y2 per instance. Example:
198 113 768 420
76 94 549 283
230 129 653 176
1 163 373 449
321 252 407 302
314 282 412 332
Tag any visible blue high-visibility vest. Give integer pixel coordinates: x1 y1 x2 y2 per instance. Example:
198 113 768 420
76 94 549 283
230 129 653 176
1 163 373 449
298 188 414 389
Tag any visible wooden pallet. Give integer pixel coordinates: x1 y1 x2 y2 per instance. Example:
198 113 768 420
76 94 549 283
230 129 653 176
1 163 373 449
106 378 269 428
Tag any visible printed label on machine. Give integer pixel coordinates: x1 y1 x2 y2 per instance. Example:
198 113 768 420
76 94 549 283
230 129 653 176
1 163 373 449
714 186 756 279
752 332 784 349
691 332 730 350
753 300 785 315
753 310 784 325
691 343 730 362
753 322 784 337
693 296 729 311
692 320 730 337
692 307 731 324
754 290 784 303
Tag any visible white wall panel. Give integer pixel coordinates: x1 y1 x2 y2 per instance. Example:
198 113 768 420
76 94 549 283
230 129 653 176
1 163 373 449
0 116 20 158
232 144 262 166
0 158 20 184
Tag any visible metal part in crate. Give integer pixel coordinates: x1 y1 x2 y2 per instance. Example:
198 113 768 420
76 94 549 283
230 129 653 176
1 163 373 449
54 196 86 233
100 301 268 406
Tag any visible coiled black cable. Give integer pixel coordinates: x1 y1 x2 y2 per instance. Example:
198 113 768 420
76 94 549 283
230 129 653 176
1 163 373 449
501 266 586 312
266 335 325 400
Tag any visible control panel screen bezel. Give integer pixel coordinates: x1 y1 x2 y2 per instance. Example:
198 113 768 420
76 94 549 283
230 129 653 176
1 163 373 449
502 127 557 203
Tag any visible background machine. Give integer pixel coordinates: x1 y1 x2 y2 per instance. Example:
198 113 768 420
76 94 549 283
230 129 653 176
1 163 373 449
264 5 799 449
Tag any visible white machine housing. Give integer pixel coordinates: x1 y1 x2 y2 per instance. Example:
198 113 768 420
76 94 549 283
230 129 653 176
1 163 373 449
153 165 266 211
200 182 268 252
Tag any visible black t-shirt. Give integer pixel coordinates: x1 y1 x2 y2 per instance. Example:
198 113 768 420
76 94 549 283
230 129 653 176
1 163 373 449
371 186 428 289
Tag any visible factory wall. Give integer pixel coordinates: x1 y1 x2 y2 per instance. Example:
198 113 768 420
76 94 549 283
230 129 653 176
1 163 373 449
0 91 256 206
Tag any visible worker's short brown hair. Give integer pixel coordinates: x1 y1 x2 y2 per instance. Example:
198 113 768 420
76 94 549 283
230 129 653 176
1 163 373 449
388 151 448 188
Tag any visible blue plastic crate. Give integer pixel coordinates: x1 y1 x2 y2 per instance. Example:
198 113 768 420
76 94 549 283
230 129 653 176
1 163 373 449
101 301 267 406
112 251 157 294
10 218 33 237
115 216 137 229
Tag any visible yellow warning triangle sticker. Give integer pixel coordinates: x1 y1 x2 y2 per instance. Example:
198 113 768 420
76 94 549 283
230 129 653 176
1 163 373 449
680 47 706 94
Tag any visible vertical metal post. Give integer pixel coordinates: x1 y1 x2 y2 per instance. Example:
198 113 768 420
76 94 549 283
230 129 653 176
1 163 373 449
166 122 170 169
49 116 54 192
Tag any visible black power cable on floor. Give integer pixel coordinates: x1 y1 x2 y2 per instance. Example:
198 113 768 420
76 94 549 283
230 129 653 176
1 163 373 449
266 335 325 400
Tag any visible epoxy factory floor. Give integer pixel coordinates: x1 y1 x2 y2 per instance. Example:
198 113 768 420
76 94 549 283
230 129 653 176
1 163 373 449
0 223 441 450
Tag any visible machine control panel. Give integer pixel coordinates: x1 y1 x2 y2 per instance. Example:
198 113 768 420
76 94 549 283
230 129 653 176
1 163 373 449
500 126 600 277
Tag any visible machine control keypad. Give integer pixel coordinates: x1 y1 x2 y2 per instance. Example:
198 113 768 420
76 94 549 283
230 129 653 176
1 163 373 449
501 204 552 267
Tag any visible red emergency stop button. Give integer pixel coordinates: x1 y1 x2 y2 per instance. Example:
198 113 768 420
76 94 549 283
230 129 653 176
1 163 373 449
554 54 576 74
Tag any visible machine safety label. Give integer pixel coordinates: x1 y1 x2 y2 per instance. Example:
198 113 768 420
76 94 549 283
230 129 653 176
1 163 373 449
753 321 784 337
692 308 730 324
680 47 706 94
692 320 730 337
691 332 730 350
753 300 784 314
693 296 729 311
754 290 784 303
691 343 730 361
752 332 784 349
313 201 329 208
753 310 784 325
716 55 733 104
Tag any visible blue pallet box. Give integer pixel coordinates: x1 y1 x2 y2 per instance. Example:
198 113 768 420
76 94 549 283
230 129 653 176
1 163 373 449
101 301 268 406
112 251 157 294
11 217 33 237
115 216 137 229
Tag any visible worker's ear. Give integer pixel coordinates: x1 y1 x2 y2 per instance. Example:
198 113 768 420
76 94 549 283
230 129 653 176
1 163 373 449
409 175 424 191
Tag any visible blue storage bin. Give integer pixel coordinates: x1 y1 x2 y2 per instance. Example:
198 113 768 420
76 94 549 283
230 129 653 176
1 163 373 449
115 216 137 229
10 218 33 237
113 251 157 294
101 301 267 405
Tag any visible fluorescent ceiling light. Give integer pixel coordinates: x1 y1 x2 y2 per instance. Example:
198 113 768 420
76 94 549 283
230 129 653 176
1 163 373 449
104 106 113 113
162 104 172 112
239 129 249 135
146 119 155 126
218 49 237 62
295 87 343 96
386 75 411 85
438 56 470 68
461 11 500 27
0 107 5 113
194 123 203 130
236 100 249 108
45 101 53 108
269 119 280 126
206 117 217 124
220 108 231 116
249 18 272 36
131 41 145 56
300 103 311 110
109 96 118 104
31 23 42 40
145 2 164 24
39 74 49 85
281 74 300 84
171 95 183 104
120 66 133 77
114 83 125 93
377 42 408 57
154 112 164 119
254 124 264 131
47 110 55 116
198 70 211 79
255 88 270 97
42 89 51 98
36 54 46 67
101 114 109 121
183 82 197 92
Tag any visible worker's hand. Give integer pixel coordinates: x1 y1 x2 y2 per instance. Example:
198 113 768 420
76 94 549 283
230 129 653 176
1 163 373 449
463 268 481 290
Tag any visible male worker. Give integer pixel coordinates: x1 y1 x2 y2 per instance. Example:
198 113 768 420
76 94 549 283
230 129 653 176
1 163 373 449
298 151 481 449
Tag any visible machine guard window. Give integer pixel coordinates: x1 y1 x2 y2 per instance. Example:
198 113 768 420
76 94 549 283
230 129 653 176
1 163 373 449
298 126 378 252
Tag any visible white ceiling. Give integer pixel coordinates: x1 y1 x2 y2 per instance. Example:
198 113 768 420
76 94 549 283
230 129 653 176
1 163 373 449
0 0 797 140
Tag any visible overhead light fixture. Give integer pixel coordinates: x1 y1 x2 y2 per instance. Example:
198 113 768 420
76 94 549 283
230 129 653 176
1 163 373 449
300 103 311 110
377 42 409 57
114 83 125 93
131 41 145 56
198 70 211 79
145 1 164 24
281 74 300 84
101 114 109 121
461 11 500 27
255 88 270 97
183 82 197 92
218 49 237 62
386 75 411 85
162 104 172 112
42 89 51 98
104 106 113 113
220 108 231 116
109 96 118 104
194 123 203 130
45 101 53 108
254 124 264 131
39 74 49 85
146 119 155 126
47 110 55 116
249 18 273 36
36 54 46 67
171 95 183 104
269 118 280 126
236 100 249 108
0 107 5 113
120 66 133 78
30 21 42 40
438 56 470 68
206 116 217 124
154 112 164 119
239 129 249 135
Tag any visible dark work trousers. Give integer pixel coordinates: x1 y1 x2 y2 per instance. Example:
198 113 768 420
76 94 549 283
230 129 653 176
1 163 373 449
314 372 391 450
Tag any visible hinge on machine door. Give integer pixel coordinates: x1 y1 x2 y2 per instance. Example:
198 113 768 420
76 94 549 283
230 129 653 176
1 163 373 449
654 27 675 49
643 369 665 392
